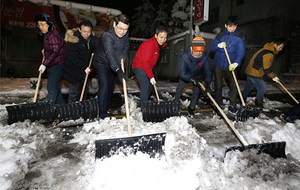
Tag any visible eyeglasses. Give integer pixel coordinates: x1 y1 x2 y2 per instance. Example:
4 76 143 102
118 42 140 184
37 23 47 28
115 25 128 32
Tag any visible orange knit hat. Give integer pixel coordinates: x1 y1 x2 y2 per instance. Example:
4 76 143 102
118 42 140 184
191 36 205 52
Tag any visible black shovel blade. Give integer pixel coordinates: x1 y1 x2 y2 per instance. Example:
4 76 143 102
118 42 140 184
95 132 166 159
142 100 181 122
225 141 286 159
6 101 55 124
235 106 261 122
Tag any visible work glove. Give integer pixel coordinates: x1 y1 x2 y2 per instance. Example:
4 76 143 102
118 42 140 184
38 64 46 73
229 62 238 71
150 77 156 85
204 82 213 96
217 42 226 48
272 76 280 83
190 77 200 86
85 67 91 75
116 69 128 83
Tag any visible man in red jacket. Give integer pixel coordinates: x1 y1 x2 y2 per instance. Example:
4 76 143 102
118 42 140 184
132 26 168 108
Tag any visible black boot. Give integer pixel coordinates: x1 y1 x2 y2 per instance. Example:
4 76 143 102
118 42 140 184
187 107 195 118
255 99 263 108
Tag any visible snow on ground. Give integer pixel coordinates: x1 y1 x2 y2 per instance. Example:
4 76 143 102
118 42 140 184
0 77 300 190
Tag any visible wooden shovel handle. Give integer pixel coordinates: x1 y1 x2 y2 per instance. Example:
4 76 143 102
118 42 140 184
33 55 45 103
121 59 132 137
278 81 299 104
153 84 160 101
80 53 94 101
223 47 246 106
198 82 246 146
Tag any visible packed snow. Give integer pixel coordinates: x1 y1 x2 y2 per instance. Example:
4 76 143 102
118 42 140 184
0 77 300 190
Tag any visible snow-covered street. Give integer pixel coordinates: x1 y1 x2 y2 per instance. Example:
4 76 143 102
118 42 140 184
0 77 300 190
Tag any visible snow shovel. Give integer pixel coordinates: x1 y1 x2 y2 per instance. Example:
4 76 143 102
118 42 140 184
277 81 299 104
95 59 166 159
223 47 261 121
142 83 181 122
196 81 286 159
6 55 56 125
55 54 98 123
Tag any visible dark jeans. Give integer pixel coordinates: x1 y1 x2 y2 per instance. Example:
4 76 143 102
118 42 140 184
68 76 89 103
242 75 266 100
175 78 202 110
284 104 300 121
47 64 65 105
95 66 116 119
133 68 153 108
214 66 238 107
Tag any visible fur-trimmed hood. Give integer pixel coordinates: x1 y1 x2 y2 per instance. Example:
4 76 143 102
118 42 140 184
64 27 80 43
64 28 95 43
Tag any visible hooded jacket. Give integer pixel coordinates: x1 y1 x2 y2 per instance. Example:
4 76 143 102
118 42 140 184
245 42 278 78
209 27 245 69
35 13 66 67
178 46 213 84
92 25 129 72
132 35 167 79
63 28 96 84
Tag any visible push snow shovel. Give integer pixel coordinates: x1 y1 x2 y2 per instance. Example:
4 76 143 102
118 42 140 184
142 83 181 122
223 47 261 121
278 81 299 104
6 55 56 125
196 81 286 159
55 54 99 123
95 59 166 159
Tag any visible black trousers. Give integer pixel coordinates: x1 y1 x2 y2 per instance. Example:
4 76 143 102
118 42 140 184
175 78 202 110
214 66 238 107
68 76 89 103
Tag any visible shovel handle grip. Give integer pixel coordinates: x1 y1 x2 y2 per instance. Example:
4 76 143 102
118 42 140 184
33 56 45 103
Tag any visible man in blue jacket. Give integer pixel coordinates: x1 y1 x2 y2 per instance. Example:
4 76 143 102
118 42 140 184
174 36 213 118
92 14 130 119
209 16 245 114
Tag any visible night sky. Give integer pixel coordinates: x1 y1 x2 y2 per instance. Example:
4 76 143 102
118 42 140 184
67 0 175 18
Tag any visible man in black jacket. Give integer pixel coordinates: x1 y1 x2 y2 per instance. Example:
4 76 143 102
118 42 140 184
92 14 130 119
63 20 96 103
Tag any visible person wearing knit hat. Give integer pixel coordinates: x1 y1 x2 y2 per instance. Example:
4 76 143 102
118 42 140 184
34 13 66 105
174 36 213 118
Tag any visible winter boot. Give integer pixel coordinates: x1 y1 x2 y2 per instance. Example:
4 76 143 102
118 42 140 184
255 99 263 109
187 107 195 118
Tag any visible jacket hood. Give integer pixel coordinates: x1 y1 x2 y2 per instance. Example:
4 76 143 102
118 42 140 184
65 28 80 43
65 27 95 43
34 13 53 36
263 42 278 54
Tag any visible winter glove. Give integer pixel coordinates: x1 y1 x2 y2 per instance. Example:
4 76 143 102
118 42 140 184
229 62 238 71
116 69 128 83
272 76 280 83
204 82 213 96
217 42 226 48
190 77 200 86
150 77 156 85
85 67 91 75
38 64 46 73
